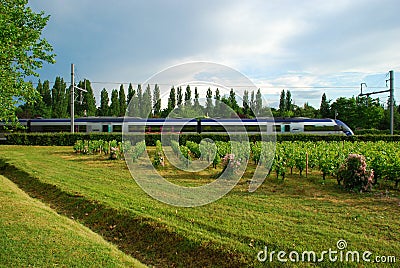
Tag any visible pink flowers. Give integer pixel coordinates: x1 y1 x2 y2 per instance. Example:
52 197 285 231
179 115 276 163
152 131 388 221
222 154 242 176
338 154 374 192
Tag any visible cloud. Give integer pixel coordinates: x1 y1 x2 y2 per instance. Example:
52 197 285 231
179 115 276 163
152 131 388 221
28 0 400 109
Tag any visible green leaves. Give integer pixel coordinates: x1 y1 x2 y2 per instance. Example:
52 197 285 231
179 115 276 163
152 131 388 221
0 0 55 123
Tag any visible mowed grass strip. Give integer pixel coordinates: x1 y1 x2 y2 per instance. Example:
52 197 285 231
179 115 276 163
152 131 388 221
0 175 146 268
0 145 399 267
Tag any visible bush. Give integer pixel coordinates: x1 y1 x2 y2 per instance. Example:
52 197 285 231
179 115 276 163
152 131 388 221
337 154 374 192
5 132 400 146
153 140 164 168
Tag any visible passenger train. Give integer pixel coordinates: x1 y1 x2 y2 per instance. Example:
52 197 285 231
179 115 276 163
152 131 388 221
0 117 354 137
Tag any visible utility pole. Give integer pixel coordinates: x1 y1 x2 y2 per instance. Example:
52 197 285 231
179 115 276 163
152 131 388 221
70 63 87 133
358 70 395 135
389 70 394 135
71 63 75 133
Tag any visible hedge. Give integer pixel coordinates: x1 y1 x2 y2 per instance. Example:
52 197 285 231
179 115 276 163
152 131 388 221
2 132 400 146
354 129 400 135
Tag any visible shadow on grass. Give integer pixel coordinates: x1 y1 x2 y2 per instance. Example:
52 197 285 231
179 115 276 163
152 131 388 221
0 160 248 268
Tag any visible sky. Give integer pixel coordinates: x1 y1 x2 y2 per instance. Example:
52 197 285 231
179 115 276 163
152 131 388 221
28 0 400 109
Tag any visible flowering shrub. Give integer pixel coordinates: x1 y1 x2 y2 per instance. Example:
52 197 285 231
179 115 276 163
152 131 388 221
109 146 119 160
153 140 165 168
337 154 374 192
221 154 242 177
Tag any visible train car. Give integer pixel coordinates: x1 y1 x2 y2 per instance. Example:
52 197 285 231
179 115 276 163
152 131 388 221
200 117 353 135
0 117 354 136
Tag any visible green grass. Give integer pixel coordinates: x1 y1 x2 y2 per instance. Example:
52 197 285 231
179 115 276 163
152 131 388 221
0 145 399 267
0 174 146 268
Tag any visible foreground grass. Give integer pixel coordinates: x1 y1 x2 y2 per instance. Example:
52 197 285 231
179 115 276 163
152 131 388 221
0 145 399 267
0 174 146 268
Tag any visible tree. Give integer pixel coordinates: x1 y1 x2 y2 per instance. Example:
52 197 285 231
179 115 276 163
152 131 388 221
319 93 330 118
51 77 68 118
184 85 192 107
294 102 317 118
228 88 239 113
0 0 55 123
137 84 142 115
126 84 138 117
127 83 135 105
141 84 152 117
255 89 263 116
167 86 176 112
330 97 358 129
214 88 221 115
250 90 255 113
119 84 127 116
177 86 183 107
128 88 140 117
285 90 293 112
153 84 161 117
242 90 250 116
42 80 52 108
98 88 109 116
76 79 96 117
205 88 213 116
19 80 51 118
194 87 200 109
109 89 120 116
33 80 48 117
279 90 286 115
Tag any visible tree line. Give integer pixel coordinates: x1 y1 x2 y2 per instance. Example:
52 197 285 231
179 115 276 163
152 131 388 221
16 77 400 131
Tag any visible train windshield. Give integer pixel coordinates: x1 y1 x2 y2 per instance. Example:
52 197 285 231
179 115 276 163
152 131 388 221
334 120 354 136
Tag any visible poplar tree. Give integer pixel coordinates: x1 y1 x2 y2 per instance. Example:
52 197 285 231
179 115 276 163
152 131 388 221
279 90 286 115
255 88 263 116
194 87 200 109
177 86 183 107
184 85 192 107
51 77 68 118
319 93 330 118
285 90 293 112
127 83 135 105
153 84 161 117
110 89 120 116
243 90 250 116
167 86 176 112
205 88 213 116
214 88 221 115
141 84 152 117
119 84 127 116
98 88 109 116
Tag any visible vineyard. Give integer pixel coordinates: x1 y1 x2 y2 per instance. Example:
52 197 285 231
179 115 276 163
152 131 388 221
73 139 400 188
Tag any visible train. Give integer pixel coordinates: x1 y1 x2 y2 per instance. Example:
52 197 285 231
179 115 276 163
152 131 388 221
0 117 354 137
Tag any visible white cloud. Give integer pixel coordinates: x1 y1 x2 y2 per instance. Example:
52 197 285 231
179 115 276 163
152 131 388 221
28 0 400 109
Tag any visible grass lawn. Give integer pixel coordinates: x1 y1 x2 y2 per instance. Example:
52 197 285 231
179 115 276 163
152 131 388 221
0 174 146 268
0 145 399 267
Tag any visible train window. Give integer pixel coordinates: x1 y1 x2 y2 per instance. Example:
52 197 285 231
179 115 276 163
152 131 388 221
202 125 227 133
284 125 290 132
102 125 109 132
273 125 281 132
113 125 122 132
38 125 70 132
245 125 260 132
78 125 87 132
181 125 197 132
334 125 342 131
304 125 336 131
128 125 143 132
